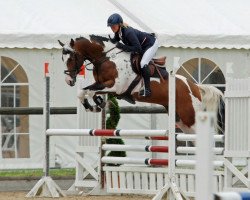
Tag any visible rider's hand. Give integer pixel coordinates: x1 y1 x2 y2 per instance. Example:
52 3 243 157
109 35 118 44
116 42 125 50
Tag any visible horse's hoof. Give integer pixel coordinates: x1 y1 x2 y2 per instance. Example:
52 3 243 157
99 101 106 108
93 96 104 106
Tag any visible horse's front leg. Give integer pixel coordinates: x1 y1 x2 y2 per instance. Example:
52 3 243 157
77 89 102 112
93 94 106 108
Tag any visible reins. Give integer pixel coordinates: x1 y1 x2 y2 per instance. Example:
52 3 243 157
82 46 124 71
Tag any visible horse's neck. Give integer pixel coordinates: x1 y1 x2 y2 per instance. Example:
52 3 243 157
102 41 141 95
79 38 104 61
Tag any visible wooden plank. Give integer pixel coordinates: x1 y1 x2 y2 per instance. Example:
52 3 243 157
119 172 126 189
179 174 187 192
149 173 156 191
106 171 112 189
126 172 134 190
134 172 141 190
141 172 148 190
156 173 164 190
112 171 119 189
187 174 195 193
75 154 98 180
224 158 249 187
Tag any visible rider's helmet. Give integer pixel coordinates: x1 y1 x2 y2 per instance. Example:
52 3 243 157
107 13 123 27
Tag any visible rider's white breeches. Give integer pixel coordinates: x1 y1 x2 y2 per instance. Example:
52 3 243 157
140 38 159 68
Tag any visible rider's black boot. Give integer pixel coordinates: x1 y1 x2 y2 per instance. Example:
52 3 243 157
139 65 151 97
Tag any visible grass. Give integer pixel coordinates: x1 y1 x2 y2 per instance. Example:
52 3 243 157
0 168 75 178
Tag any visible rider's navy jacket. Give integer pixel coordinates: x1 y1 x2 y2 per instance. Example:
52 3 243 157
114 26 156 55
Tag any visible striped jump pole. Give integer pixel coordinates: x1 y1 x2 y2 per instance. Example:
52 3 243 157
214 192 250 200
101 157 168 166
145 136 169 140
46 129 168 137
176 134 224 142
176 147 224 155
102 144 168 153
176 160 224 168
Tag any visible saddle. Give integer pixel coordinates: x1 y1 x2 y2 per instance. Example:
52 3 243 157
152 57 166 65
130 53 168 79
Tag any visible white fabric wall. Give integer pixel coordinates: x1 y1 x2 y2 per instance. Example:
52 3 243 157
0 46 249 169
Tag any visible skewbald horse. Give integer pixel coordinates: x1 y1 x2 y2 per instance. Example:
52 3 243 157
58 35 225 135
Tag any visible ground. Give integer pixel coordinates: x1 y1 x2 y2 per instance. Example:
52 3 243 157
0 192 153 200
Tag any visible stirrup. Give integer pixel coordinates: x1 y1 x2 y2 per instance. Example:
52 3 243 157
139 88 151 97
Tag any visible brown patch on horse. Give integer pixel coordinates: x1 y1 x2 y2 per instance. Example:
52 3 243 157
133 80 168 106
93 60 118 88
187 80 201 101
133 78 197 127
74 39 105 59
176 78 200 127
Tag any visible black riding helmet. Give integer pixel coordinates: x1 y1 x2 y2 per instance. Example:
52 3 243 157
107 13 123 26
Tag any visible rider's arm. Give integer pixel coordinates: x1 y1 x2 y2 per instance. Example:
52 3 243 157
116 30 142 54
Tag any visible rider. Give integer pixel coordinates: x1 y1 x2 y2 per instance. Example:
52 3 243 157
107 13 159 97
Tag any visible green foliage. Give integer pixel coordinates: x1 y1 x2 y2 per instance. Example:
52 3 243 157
106 94 120 129
106 94 126 158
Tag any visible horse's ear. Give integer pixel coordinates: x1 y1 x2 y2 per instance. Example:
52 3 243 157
70 39 74 48
58 40 64 47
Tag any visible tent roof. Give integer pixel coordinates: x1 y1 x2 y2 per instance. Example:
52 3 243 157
1 0 250 49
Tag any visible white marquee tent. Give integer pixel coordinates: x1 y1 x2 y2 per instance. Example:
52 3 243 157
0 0 249 169
1 0 250 49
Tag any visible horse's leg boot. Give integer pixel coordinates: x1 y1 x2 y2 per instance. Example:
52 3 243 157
139 65 151 97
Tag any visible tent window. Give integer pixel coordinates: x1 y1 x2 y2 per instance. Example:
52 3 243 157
0 56 30 159
177 58 225 92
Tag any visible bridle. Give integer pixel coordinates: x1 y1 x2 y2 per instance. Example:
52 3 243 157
64 51 85 79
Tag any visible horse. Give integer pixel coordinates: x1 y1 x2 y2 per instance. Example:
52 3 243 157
58 35 225 135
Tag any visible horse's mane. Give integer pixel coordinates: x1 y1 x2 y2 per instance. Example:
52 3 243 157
89 35 109 47
74 35 105 57
75 36 88 41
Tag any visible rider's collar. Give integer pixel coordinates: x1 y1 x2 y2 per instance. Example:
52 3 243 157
118 27 122 40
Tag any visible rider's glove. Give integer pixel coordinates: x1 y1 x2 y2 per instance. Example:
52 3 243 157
116 42 124 49
109 35 118 44
116 42 132 52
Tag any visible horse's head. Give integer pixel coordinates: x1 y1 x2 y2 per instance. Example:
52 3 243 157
58 35 114 86
58 39 84 86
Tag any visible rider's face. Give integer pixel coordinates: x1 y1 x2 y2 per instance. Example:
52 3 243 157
111 24 120 33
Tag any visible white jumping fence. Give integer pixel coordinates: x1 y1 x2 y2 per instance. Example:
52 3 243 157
26 61 250 199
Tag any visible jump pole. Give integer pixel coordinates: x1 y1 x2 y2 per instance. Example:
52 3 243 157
26 63 65 198
195 112 215 200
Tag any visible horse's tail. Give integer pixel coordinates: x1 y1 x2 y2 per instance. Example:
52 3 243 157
198 85 225 134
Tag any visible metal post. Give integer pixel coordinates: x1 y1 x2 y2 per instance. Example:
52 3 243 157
26 63 65 197
44 62 50 177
